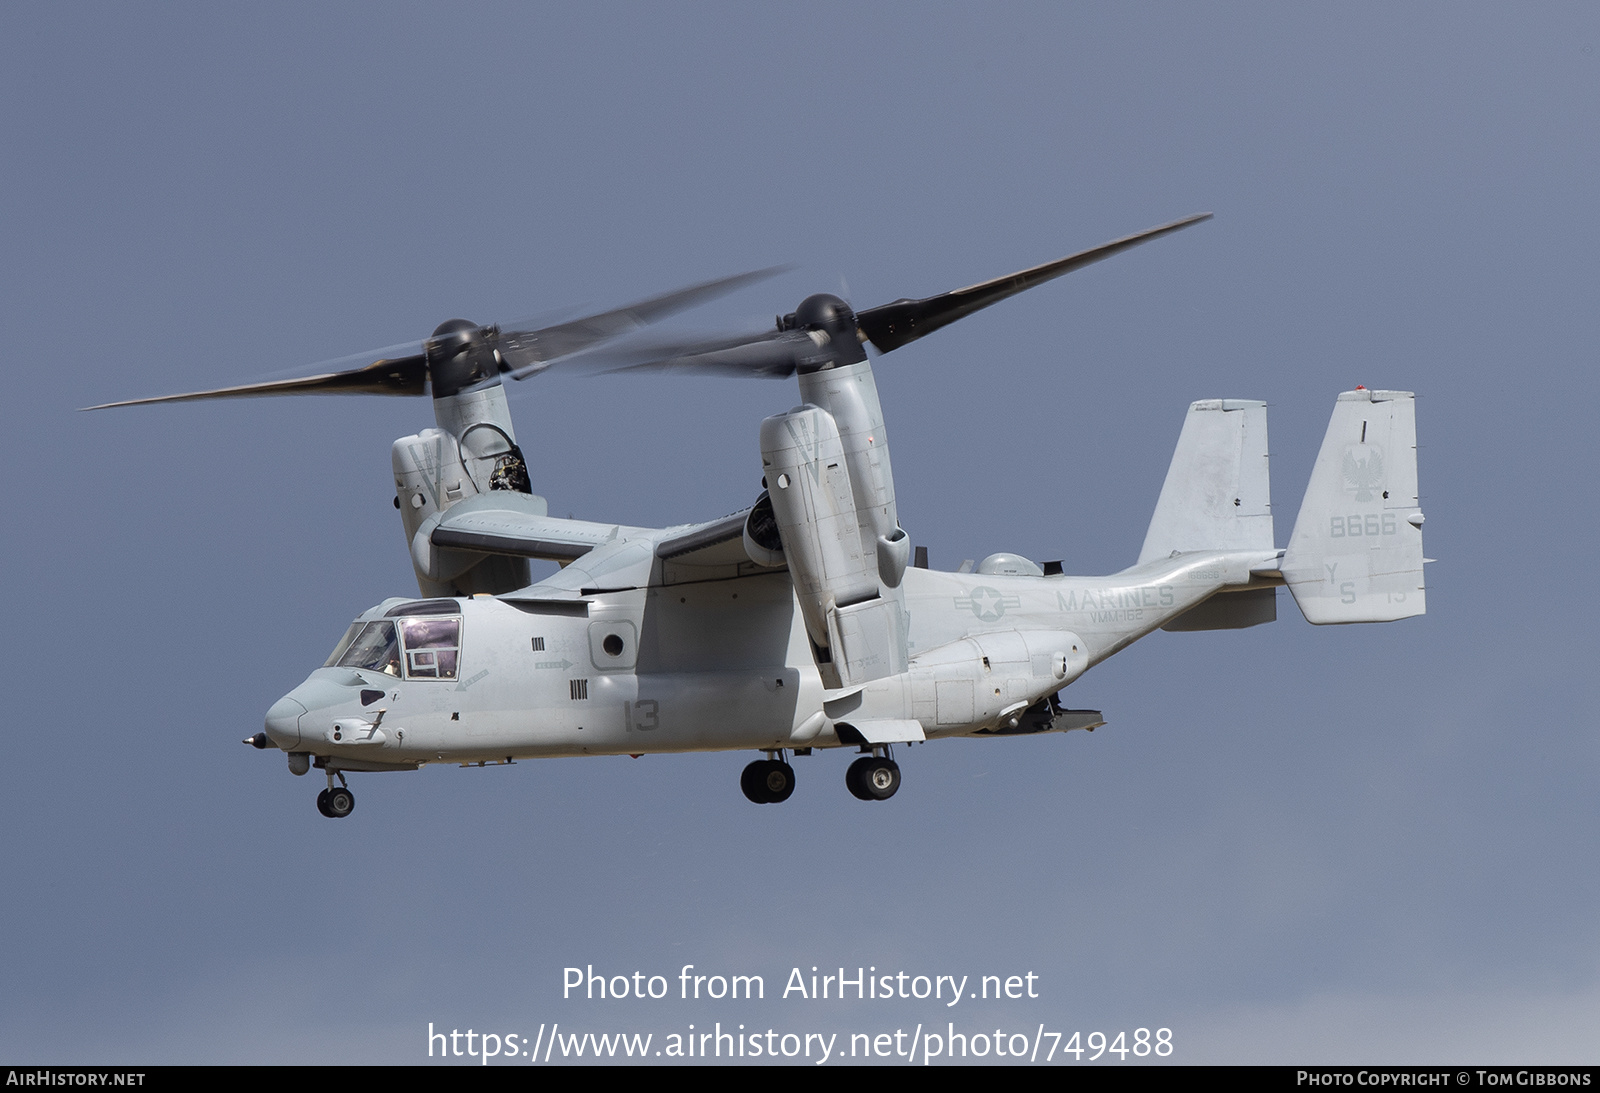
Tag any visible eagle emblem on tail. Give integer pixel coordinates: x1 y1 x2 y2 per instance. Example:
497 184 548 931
1343 448 1384 502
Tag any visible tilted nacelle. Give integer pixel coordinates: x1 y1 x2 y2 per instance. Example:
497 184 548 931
392 379 539 598
757 362 912 689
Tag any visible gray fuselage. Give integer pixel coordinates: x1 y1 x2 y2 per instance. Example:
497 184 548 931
262 549 1269 770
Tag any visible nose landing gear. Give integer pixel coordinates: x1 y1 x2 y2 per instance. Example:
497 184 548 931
740 751 796 803
316 771 356 818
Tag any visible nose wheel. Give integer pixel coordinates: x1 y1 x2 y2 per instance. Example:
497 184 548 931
846 753 901 801
740 753 795 803
316 772 355 818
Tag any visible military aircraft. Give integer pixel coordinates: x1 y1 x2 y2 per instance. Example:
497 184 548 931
89 214 1427 817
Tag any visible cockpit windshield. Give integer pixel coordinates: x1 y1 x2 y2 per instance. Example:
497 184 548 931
335 620 402 676
323 614 461 680
324 623 362 668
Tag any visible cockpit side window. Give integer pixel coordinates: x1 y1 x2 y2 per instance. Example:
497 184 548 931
336 621 402 677
400 617 461 680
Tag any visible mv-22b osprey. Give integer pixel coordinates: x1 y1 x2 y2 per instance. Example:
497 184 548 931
91 214 1428 817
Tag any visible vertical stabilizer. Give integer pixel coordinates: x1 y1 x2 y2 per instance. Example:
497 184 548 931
1282 389 1425 624
1138 399 1273 565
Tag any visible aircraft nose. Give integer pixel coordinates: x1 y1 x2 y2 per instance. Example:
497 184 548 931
264 695 306 750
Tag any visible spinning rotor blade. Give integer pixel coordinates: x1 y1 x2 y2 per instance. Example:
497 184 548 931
591 330 828 379
854 213 1212 353
82 353 428 409
498 266 790 378
550 213 1213 381
84 267 787 410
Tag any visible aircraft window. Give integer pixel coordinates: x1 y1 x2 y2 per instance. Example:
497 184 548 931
323 623 363 668
384 598 460 618
401 617 461 680
337 621 402 677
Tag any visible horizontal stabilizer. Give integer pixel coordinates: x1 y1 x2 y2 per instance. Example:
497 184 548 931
1162 586 1277 631
1282 389 1425 624
1139 399 1274 565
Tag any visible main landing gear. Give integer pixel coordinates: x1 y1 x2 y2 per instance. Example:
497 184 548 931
737 746 903 803
316 770 355 819
741 751 795 804
846 746 900 801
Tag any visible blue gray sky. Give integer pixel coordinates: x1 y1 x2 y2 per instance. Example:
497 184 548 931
3 3 1597 1064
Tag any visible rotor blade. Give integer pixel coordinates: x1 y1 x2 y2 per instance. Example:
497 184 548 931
855 213 1212 354
82 353 428 409
553 326 771 369
537 329 766 371
498 265 791 376
525 327 821 380
594 332 823 379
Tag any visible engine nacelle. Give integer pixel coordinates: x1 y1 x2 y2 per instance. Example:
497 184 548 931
741 490 785 568
391 380 534 597
760 406 875 642
796 361 899 547
760 405 907 688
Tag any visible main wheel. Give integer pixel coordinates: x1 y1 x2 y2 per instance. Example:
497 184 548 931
847 757 900 801
863 758 900 800
845 758 874 801
763 761 795 803
324 785 356 818
741 760 772 803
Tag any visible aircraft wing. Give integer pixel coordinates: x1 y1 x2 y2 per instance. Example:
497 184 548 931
429 493 647 562
656 507 791 583
655 510 749 563
432 494 779 595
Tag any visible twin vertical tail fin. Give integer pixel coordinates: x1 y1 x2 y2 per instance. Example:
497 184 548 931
1281 389 1426 623
1136 391 1427 630
1139 398 1275 564
1138 399 1277 631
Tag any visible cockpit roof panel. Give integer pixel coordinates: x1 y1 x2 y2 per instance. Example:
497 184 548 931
383 598 461 618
